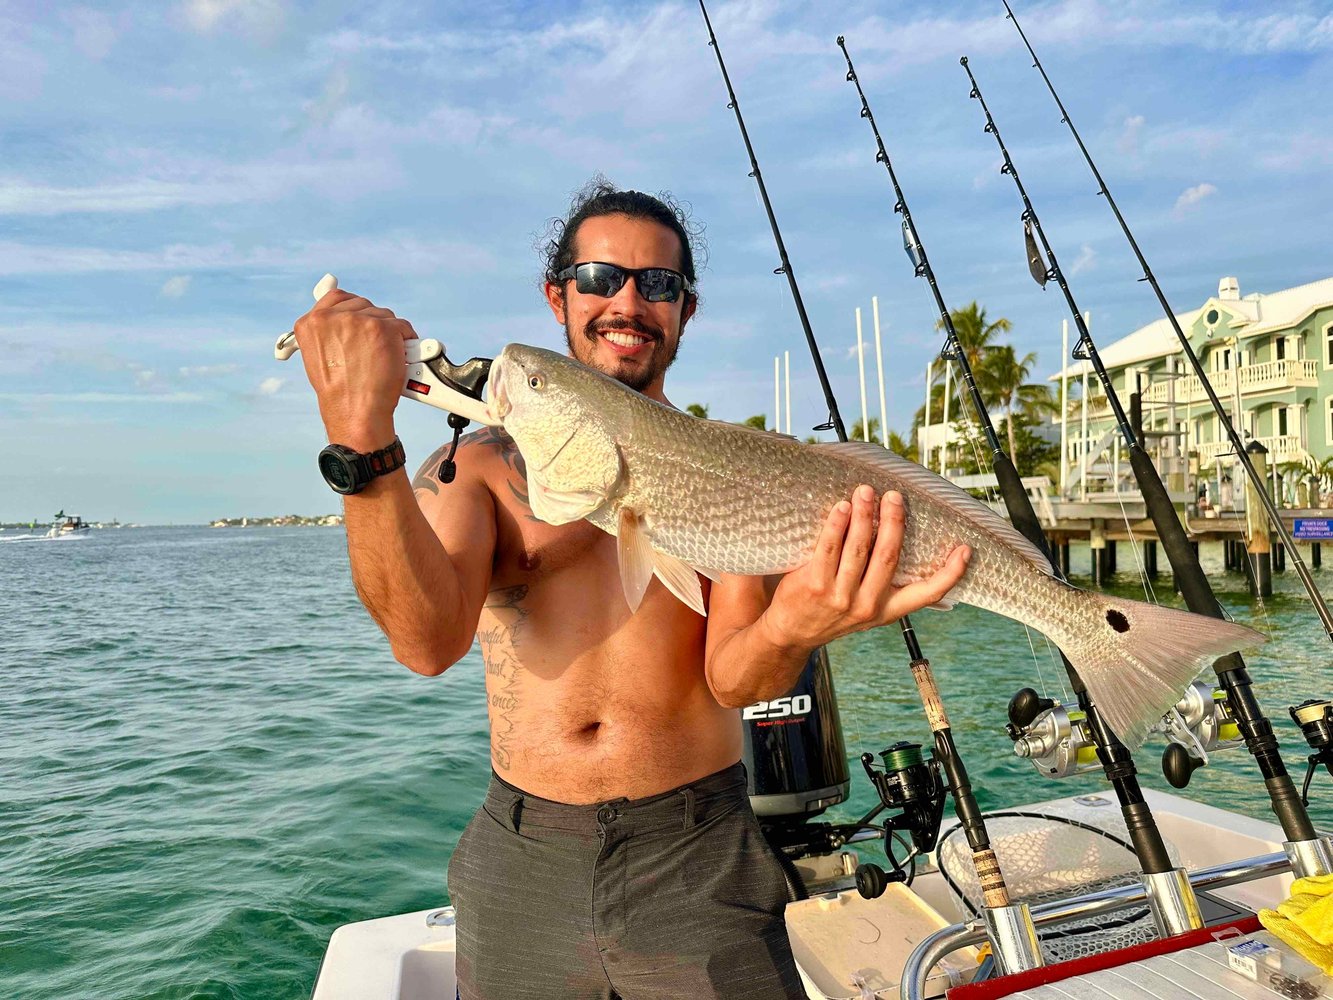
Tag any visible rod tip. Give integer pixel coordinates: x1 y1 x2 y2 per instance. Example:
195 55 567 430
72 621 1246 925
959 55 969 66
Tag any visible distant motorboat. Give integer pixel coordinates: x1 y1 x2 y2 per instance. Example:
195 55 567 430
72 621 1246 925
46 511 91 538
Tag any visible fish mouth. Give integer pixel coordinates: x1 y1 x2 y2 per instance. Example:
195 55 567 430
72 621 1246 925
488 357 511 421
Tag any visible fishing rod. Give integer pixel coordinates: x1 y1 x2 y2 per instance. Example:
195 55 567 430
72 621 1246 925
836 36 1200 939
999 0 1333 646
698 6 1042 972
958 56 1329 878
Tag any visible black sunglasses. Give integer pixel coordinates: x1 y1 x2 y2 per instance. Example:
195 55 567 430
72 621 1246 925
556 261 695 304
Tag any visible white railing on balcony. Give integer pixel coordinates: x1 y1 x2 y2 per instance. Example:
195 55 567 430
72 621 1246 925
1195 435 1309 465
1139 359 1320 407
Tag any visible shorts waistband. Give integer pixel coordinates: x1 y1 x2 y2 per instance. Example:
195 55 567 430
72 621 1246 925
484 761 748 834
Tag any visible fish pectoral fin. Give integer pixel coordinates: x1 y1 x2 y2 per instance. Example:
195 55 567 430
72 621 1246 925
925 596 958 611
527 472 606 526
652 549 707 618
617 509 655 613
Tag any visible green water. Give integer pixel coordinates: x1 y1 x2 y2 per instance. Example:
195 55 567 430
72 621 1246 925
2 526 1329 999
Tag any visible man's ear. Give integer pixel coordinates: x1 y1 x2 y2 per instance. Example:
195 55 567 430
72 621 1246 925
680 293 698 331
543 280 567 324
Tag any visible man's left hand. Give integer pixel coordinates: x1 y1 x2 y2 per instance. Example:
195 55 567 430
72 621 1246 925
762 484 971 650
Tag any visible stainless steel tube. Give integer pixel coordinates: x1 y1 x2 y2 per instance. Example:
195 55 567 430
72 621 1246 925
901 851 1290 1000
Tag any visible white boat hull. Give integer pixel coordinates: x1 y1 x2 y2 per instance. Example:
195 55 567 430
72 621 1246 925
311 788 1310 1000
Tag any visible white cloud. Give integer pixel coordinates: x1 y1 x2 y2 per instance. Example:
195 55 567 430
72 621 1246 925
0 391 205 404
0 155 392 216
179 0 285 39
1068 244 1097 276
179 364 239 377
1173 182 1218 215
160 275 192 298
257 377 284 395
0 234 496 276
64 7 120 60
1118 115 1145 155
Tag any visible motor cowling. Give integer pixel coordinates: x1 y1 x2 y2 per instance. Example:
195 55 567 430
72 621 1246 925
742 646 850 821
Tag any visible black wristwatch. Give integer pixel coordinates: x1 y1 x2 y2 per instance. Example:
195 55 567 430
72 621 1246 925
317 437 407 495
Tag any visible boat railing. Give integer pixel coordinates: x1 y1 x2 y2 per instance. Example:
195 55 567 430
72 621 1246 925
900 850 1290 1000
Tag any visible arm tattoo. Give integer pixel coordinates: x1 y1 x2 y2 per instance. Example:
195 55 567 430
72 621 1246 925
478 584 529 770
472 426 542 523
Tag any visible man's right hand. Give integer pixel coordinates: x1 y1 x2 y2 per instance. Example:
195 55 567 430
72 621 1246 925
292 289 419 450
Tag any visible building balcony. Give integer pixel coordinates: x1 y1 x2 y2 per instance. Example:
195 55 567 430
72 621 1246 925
1194 435 1310 466
1140 359 1320 408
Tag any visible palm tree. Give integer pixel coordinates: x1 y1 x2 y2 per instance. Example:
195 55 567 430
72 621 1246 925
686 403 709 419
936 302 1012 405
850 416 883 446
985 345 1054 468
885 429 917 463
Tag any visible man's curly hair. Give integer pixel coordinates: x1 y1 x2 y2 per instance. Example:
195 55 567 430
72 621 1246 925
539 177 707 301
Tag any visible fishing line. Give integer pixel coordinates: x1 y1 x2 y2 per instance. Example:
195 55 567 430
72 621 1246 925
945 352 1067 704
1000 0 1333 645
965 39 1325 854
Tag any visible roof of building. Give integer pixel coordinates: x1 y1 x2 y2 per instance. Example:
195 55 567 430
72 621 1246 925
1049 274 1333 381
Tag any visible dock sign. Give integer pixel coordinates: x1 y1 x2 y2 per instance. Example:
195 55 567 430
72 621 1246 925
1294 518 1333 540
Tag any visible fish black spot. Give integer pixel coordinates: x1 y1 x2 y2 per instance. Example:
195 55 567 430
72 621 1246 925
1105 609 1130 633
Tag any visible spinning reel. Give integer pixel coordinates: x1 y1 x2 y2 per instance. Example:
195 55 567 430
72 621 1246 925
1290 699 1333 805
854 741 947 899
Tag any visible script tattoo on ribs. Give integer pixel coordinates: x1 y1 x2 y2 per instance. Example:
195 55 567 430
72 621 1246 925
478 584 529 770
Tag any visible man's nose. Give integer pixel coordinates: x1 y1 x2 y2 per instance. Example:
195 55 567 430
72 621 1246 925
606 275 650 317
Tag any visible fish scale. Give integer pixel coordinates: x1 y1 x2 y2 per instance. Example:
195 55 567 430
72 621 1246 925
493 344 1266 749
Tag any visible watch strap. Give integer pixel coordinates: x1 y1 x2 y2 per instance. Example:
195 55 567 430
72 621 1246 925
363 437 406 478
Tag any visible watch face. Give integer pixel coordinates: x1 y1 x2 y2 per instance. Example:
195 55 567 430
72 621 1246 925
318 450 355 493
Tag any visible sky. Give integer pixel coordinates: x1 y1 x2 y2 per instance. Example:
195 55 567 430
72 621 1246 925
3 0 1332 524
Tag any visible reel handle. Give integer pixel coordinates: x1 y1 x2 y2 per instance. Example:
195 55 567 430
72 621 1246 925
1162 742 1204 789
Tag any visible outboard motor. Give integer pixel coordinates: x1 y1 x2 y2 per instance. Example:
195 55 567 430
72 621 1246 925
742 647 850 821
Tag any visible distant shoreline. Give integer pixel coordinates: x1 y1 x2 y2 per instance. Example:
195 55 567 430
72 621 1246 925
0 517 344 529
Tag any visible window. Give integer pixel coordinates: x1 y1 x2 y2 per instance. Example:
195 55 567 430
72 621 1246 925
1325 323 1333 367
1276 336 1286 361
1326 397 1333 446
1278 407 1288 436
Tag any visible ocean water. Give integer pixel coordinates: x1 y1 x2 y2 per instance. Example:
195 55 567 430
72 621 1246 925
2 525 1330 999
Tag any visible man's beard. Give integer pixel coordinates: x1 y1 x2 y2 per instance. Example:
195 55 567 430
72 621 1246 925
565 316 679 392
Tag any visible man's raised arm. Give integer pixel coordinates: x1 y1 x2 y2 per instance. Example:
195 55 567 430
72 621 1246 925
293 289 494 674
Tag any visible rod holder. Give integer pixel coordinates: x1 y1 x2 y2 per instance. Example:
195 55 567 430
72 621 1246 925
981 902 1044 975
1285 837 1333 879
1142 868 1204 936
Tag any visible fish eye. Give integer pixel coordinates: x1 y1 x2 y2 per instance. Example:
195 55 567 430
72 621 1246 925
528 374 544 390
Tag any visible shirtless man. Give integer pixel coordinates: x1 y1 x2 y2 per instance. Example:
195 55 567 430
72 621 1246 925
293 182 970 999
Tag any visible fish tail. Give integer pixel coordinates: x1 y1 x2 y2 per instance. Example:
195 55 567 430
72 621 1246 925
1057 593 1266 751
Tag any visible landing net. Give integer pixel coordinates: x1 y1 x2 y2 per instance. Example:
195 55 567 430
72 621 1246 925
935 804 1179 964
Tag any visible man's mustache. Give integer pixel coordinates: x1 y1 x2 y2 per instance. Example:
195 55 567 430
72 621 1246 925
585 318 662 341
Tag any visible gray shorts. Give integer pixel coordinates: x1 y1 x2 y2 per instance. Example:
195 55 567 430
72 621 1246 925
447 762 805 999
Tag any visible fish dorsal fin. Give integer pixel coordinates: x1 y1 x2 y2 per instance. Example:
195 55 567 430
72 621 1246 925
815 441 1054 576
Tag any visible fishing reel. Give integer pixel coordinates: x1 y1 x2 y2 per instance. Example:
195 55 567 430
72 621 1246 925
1005 688 1101 779
1290 699 1333 805
854 741 947 899
1157 682 1245 789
